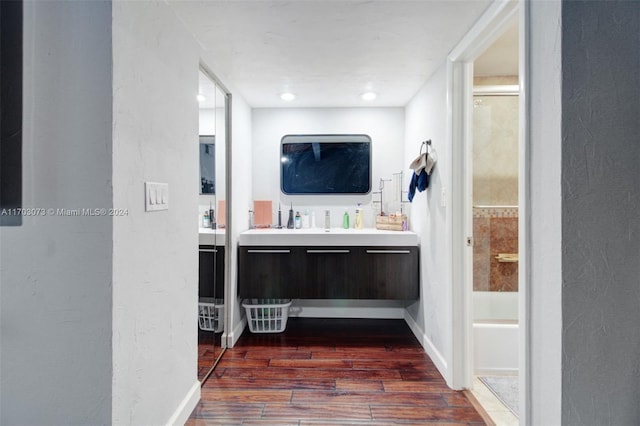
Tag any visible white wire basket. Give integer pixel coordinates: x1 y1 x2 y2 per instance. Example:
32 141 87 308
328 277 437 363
198 298 224 332
242 299 292 333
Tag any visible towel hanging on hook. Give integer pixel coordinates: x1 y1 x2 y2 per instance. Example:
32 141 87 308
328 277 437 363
408 139 437 202
409 140 437 175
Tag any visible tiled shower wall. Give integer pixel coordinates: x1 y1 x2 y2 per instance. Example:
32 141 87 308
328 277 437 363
473 80 519 292
473 78 519 206
473 207 518 292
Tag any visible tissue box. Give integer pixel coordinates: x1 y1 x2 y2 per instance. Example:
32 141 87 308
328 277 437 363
375 214 407 231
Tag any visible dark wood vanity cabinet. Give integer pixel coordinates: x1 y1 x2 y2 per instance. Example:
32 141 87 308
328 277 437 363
238 245 419 300
237 247 299 298
354 248 419 299
302 248 355 299
199 245 225 299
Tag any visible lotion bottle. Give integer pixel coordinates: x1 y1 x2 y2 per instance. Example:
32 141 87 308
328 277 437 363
342 210 350 229
355 203 364 229
295 211 301 229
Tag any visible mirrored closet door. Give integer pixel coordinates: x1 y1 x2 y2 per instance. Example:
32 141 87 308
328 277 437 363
197 67 227 382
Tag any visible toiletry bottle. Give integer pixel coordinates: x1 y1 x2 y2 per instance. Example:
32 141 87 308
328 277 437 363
209 202 216 229
355 204 364 229
302 209 310 228
343 210 350 229
287 203 295 229
277 203 283 229
324 210 331 229
310 211 316 228
202 210 210 228
295 211 301 229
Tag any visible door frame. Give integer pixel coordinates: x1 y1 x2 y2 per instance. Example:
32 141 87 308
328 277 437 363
448 0 530 422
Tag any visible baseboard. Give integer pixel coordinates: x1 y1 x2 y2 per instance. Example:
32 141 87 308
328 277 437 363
165 380 200 426
291 306 405 319
225 316 247 348
403 310 425 347
288 300 406 319
422 333 448 380
403 311 449 383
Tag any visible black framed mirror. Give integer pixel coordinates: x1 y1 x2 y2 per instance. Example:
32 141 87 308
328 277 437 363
199 135 215 194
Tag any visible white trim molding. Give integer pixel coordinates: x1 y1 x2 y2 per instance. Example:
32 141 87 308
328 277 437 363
165 380 201 426
446 0 527 414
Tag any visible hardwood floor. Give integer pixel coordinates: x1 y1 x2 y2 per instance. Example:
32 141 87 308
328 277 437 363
188 318 486 425
198 329 224 381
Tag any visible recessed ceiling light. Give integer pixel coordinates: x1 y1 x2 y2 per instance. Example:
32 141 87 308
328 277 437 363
361 91 377 101
197 94 206 102
280 92 296 101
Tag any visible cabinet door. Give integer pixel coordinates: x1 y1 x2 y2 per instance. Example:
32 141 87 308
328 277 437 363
238 247 299 299
199 245 224 299
358 247 419 299
303 248 353 298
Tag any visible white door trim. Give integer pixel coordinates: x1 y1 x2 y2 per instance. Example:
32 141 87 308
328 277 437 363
447 0 529 423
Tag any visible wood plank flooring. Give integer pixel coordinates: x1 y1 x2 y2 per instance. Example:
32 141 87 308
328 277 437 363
188 318 486 425
198 330 224 381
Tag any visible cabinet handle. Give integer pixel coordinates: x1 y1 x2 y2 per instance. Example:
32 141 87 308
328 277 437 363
247 249 291 254
306 249 350 254
199 249 218 253
366 250 411 254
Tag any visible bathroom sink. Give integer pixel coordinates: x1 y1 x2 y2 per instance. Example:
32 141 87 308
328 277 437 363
238 228 418 246
199 228 226 245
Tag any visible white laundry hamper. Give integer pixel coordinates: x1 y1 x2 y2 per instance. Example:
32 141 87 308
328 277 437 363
198 298 224 332
242 299 292 333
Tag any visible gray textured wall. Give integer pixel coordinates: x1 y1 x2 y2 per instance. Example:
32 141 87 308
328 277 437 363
562 1 640 424
0 1 113 424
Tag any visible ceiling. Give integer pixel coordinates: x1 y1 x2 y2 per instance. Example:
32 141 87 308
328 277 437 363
172 0 506 108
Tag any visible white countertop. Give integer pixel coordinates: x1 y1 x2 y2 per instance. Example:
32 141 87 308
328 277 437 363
199 228 226 245
239 228 418 247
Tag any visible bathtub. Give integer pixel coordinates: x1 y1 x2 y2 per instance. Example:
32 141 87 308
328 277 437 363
473 291 519 375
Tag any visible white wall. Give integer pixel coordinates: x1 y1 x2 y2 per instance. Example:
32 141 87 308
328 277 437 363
402 64 451 377
0 1 113 424
112 1 200 424
527 0 563 423
252 108 405 227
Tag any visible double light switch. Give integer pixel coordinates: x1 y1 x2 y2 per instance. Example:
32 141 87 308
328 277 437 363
145 182 169 212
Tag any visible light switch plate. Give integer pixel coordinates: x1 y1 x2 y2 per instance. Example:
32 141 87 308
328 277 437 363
145 182 169 212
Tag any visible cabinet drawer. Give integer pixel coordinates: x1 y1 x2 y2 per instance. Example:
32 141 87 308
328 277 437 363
303 248 353 298
238 247 300 299
199 245 224 299
358 247 419 299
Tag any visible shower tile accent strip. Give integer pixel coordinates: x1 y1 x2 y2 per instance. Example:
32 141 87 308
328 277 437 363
473 206 518 218
473 207 518 292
